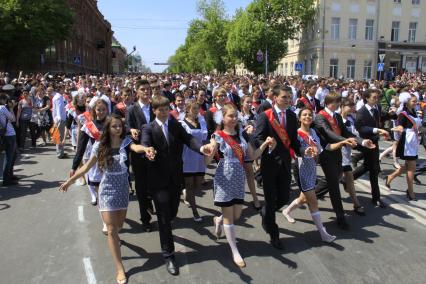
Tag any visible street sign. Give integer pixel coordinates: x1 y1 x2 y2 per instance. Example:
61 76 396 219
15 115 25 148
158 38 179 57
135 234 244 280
378 63 385 72
256 50 264 63
379 54 386 63
73 56 81 65
295 63 303 71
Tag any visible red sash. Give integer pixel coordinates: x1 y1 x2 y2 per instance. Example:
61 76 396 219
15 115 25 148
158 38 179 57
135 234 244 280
265 109 295 159
215 130 245 165
115 102 126 115
209 106 218 114
399 111 418 134
83 112 101 141
299 97 314 111
199 107 206 116
297 129 317 148
319 110 341 135
170 109 179 120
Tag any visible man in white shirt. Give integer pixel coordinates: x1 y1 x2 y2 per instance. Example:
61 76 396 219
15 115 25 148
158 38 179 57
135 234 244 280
51 87 67 158
315 79 329 108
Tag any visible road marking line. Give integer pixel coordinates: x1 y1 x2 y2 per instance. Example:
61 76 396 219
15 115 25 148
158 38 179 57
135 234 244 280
83 257 97 284
78 206 85 223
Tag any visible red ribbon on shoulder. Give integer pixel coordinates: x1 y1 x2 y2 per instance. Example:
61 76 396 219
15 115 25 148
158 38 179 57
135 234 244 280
265 109 295 159
299 97 314 111
214 130 245 165
318 110 341 136
83 111 101 141
398 111 418 135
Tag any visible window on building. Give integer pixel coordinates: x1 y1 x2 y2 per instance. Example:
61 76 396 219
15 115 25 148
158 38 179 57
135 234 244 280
412 0 420 5
363 61 372 79
408 22 417 42
365 20 374 40
347 59 356 79
394 0 401 3
285 63 288 75
329 59 339 78
331 17 340 40
290 62 294 75
348 19 358 40
391 21 400 42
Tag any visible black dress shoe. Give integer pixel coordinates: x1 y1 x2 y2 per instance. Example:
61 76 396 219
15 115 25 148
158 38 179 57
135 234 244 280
165 258 179 276
372 199 387 208
11 175 20 181
141 222 152 232
414 176 422 185
336 217 350 230
270 238 284 250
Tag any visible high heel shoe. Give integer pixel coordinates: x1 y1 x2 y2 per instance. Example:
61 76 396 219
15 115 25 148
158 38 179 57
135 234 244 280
406 190 418 201
383 176 391 190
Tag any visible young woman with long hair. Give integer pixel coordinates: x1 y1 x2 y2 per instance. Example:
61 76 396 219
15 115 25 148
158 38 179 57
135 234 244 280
282 108 354 243
60 115 155 284
207 103 276 268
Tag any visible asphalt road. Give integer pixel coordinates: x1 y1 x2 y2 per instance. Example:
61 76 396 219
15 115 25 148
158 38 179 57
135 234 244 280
0 141 425 284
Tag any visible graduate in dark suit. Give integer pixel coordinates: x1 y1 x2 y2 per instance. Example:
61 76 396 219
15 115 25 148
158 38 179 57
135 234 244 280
141 96 213 275
296 81 321 113
252 86 301 250
314 92 375 230
354 89 389 208
125 80 155 232
257 86 276 113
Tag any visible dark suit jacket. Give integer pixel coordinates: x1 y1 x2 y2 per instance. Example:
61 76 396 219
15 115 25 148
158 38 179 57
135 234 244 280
141 116 203 189
355 105 381 144
314 111 362 160
253 108 301 172
296 96 321 113
257 100 273 113
125 103 155 165
228 92 241 110
125 103 155 133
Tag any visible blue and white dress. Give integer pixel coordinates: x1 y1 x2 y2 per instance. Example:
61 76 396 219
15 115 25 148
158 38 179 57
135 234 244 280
297 129 323 192
92 137 133 211
181 116 208 176
213 132 248 207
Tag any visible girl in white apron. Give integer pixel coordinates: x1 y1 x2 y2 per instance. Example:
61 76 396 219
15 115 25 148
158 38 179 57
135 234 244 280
385 94 422 201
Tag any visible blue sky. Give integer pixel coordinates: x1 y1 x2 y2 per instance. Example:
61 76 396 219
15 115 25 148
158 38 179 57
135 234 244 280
98 0 252 72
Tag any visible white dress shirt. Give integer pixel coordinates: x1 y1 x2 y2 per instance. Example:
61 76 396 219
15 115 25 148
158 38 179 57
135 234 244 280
155 118 169 144
364 104 378 134
52 92 66 123
138 101 151 123
274 104 286 126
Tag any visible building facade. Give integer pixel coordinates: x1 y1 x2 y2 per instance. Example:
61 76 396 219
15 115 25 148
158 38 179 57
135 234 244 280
277 0 426 80
40 0 113 74
8 0 114 74
111 37 127 74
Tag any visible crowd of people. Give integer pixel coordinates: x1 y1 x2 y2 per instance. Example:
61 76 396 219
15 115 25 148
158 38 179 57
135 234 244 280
1 71 425 283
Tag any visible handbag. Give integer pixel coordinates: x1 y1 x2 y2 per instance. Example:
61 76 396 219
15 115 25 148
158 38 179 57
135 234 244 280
49 127 61 145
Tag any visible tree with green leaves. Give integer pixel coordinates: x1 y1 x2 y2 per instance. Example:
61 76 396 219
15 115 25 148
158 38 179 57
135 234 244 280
168 0 232 73
0 0 74 71
227 0 315 74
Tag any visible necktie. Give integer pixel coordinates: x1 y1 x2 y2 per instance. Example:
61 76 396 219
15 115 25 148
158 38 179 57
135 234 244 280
162 123 169 144
280 111 286 129
228 93 233 102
